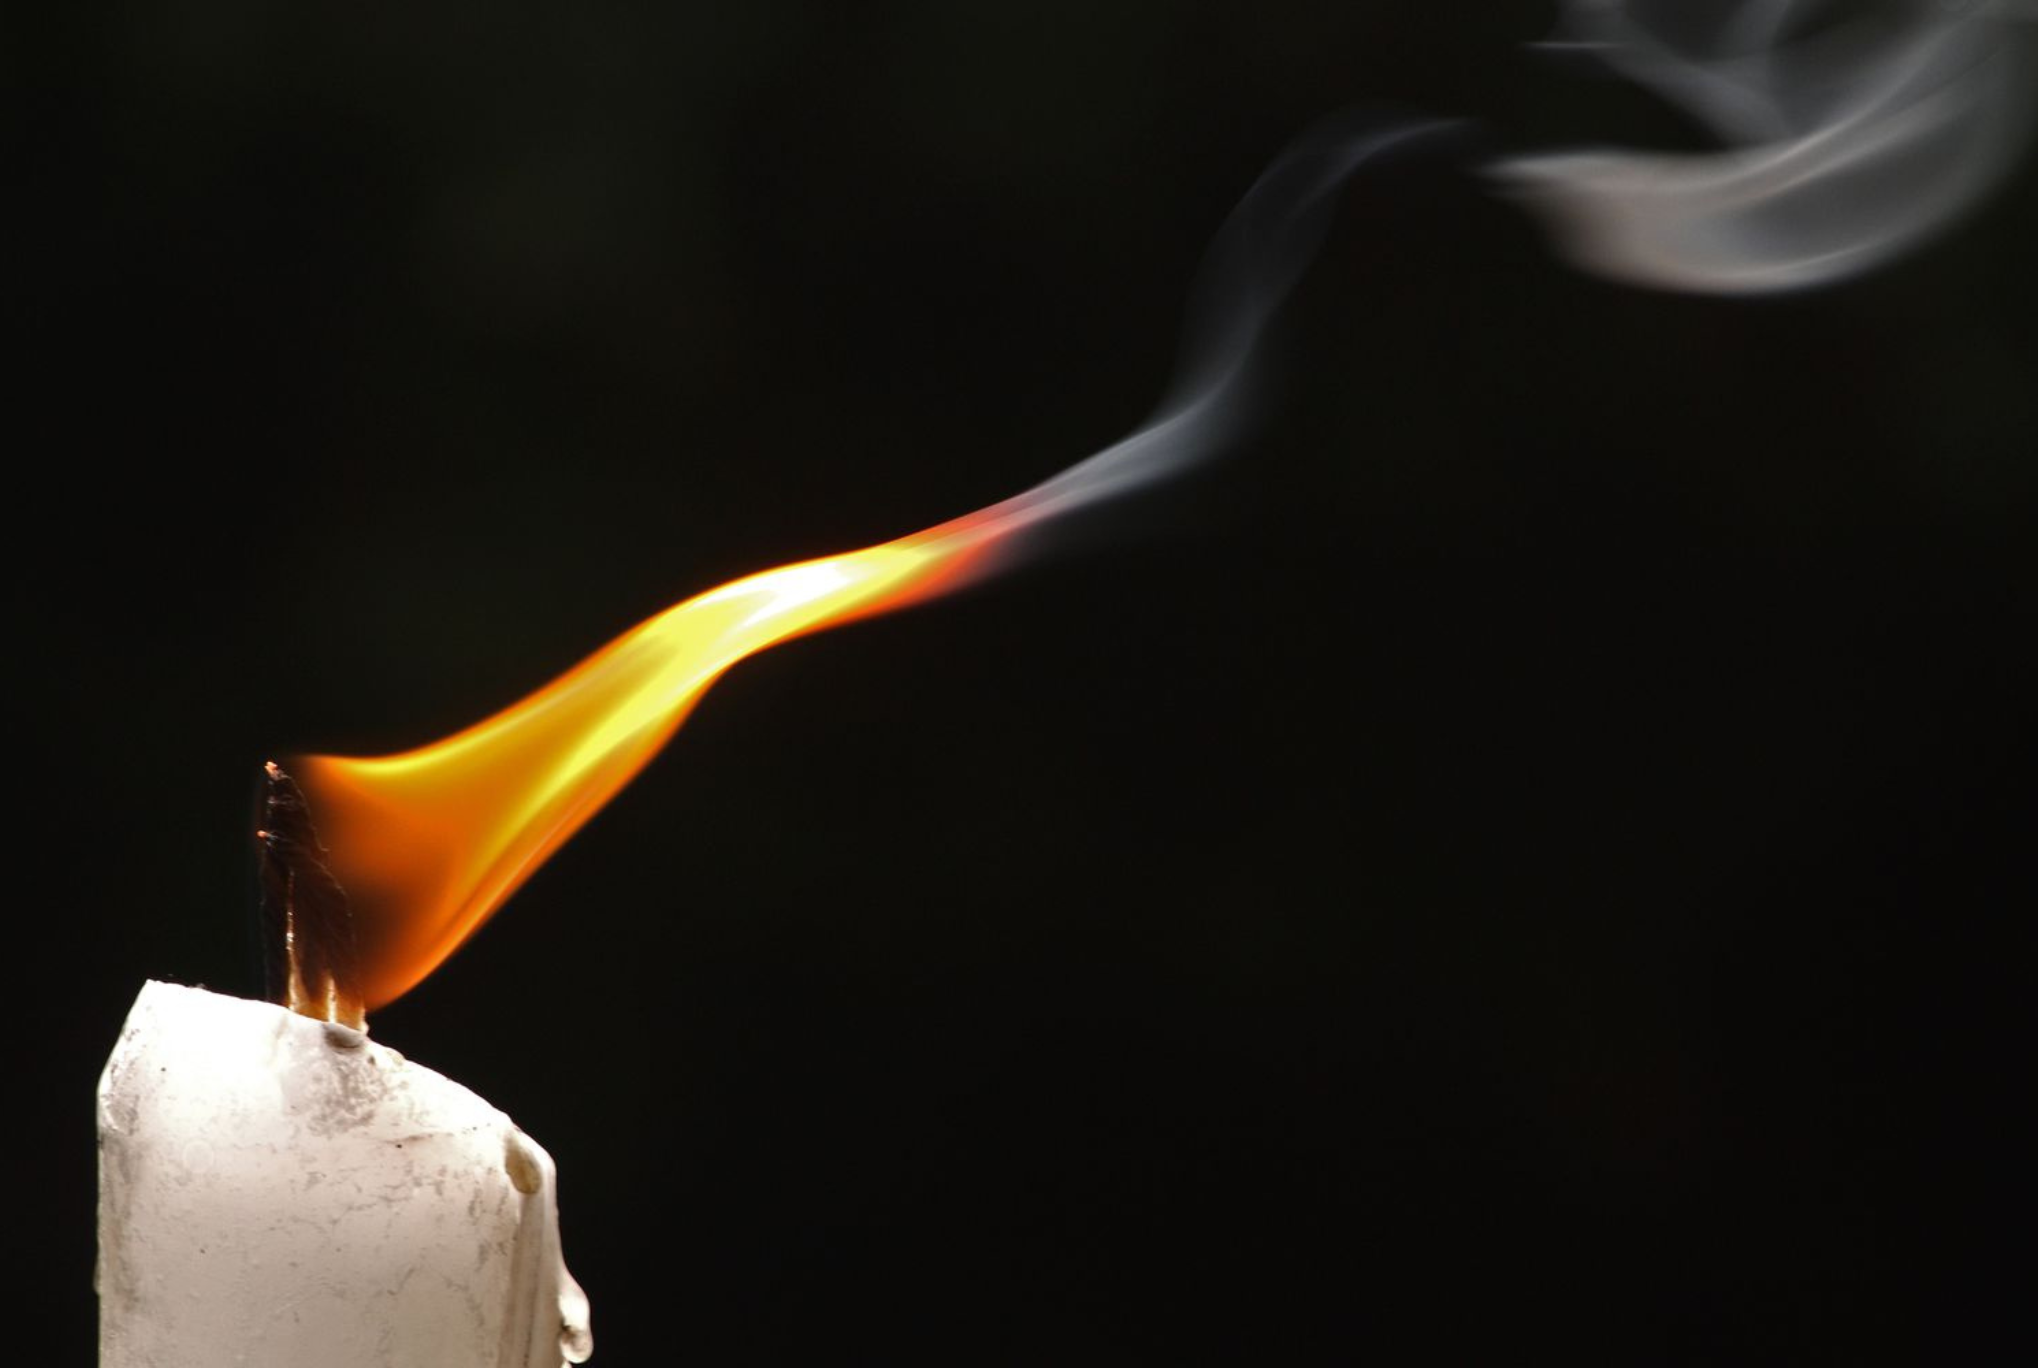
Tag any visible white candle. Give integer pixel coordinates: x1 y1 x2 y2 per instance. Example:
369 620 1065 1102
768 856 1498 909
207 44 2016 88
96 981 592 1367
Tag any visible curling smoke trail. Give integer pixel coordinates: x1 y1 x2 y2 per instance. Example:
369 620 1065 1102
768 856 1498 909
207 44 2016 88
928 115 1461 547
293 117 1461 1011
1490 0 2038 292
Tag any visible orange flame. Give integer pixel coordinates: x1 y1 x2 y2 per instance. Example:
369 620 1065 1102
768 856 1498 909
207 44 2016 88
296 514 1003 1010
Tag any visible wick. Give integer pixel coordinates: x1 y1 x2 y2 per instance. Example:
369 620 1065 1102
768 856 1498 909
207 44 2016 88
257 761 366 1030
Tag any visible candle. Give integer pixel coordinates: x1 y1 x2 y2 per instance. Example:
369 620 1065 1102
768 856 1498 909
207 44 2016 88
96 981 591 1367
89 14 2014 1337
92 123 1433 1368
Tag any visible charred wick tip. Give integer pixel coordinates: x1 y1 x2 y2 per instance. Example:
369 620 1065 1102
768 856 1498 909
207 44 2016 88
258 761 366 1030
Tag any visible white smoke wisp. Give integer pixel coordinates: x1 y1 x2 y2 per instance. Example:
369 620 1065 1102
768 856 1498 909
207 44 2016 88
938 116 1460 552
1488 0 2038 293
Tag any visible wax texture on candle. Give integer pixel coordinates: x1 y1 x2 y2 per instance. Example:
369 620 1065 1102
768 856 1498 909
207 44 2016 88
97 981 591 1368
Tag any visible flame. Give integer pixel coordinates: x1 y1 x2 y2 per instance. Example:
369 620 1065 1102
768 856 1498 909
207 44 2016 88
286 115 1458 1012
295 518 1001 1010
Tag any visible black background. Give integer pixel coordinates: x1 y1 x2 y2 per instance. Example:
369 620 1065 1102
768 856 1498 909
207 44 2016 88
15 2 2034 1362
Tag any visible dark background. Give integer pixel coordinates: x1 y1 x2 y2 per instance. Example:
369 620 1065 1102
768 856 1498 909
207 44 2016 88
14 2 2033 1362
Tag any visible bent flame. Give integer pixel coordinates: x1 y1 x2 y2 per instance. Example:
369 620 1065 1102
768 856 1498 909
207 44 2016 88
294 117 1457 1012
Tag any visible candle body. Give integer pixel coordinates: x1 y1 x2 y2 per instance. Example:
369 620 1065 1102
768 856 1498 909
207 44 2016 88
97 981 592 1367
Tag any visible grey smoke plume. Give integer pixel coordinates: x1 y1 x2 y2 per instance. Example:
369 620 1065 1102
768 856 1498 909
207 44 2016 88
958 4 2038 557
1489 0 2038 292
925 115 1461 554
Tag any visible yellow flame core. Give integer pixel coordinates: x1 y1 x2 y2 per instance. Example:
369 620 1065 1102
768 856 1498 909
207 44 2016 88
298 522 993 1010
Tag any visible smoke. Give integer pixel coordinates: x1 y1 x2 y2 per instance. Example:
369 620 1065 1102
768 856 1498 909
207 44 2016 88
922 4 2038 559
923 116 1463 555
946 3 2038 562
1488 0 2038 292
